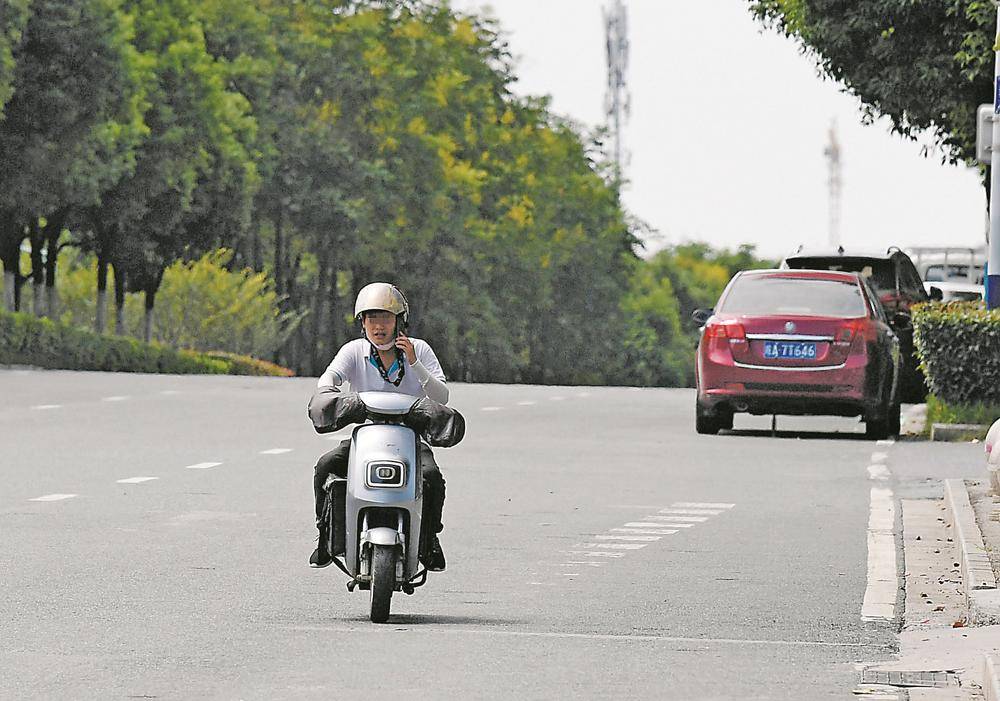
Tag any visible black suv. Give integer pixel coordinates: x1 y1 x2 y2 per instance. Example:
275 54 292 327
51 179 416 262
780 246 928 402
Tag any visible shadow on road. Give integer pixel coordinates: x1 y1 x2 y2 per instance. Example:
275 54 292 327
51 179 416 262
352 613 530 627
721 429 873 441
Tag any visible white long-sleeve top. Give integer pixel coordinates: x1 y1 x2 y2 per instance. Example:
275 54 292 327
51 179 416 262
316 337 450 404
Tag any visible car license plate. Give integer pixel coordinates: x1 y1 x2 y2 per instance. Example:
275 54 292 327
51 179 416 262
763 341 816 359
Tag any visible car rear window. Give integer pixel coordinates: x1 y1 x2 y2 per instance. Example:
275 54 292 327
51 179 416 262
720 276 867 317
785 257 895 295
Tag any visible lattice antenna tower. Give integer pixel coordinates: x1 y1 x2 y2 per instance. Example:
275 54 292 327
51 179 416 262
604 0 630 177
824 121 842 248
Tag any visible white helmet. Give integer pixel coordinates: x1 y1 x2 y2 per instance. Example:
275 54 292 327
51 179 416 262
354 282 409 324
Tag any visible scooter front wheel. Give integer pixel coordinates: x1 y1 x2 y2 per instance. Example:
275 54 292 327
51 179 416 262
369 544 396 623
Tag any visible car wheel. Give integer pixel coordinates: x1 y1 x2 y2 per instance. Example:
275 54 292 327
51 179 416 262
695 405 720 435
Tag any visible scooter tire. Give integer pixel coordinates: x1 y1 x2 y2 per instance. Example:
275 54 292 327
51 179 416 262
369 544 396 623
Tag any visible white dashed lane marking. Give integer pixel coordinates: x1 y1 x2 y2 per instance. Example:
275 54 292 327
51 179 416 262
516 400 537 406
185 462 222 470
117 477 159 484
31 404 61 410
30 493 77 502
260 448 293 455
160 390 181 395
102 396 129 402
549 396 565 401
481 406 503 412
868 464 890 481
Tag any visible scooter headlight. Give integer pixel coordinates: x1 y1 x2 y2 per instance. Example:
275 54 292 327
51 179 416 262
365 460 405 488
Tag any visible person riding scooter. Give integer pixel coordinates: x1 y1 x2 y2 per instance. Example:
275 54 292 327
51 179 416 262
310 282 449 571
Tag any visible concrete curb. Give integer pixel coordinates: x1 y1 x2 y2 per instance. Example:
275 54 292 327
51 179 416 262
943 479 1000 624
932 423 990 442
984 654 1000 701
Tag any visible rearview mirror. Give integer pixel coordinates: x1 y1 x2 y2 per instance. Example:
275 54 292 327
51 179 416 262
691 308 714 326
928 286 944 302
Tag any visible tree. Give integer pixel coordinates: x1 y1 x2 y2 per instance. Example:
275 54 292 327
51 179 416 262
0 0 145 314
749 1 993 165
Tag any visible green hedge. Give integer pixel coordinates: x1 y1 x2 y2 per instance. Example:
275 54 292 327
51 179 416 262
0 310 293 377
913 301 1000 404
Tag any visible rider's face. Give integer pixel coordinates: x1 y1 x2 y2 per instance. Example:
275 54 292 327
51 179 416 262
363 311 397 344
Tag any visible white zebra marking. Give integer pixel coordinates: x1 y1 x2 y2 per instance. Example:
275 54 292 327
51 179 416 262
659 508 723 516
561 561 604 567
611 528 678 535
624 522 691 529
575 542 648 550
260 448 293 455
870 452 888 463
30 493 77 502
185 462 222 470
31 404 62 410
594 535 660 542
672 502 735 509
649 515 708 523
566 551 625 559
117 477 159 484
876 439 895 446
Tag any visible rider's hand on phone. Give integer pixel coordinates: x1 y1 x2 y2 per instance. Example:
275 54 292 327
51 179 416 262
395 332 417 365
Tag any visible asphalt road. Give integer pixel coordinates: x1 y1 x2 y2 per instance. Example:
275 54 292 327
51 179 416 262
1 369 902 699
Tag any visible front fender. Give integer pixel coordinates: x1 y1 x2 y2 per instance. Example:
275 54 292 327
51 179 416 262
361 527 401 547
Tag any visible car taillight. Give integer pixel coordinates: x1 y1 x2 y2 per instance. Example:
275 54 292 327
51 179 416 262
834 321 865 351
705 322 746 340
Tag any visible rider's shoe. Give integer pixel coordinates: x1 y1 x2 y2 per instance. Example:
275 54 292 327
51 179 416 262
422 534 446 572
309 534 333 568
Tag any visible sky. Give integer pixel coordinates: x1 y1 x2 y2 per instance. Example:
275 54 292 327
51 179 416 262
448 0 989 259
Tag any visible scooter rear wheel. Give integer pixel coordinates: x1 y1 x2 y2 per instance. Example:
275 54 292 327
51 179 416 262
369 544 396 623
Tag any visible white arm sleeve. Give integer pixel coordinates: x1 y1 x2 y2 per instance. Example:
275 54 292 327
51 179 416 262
317 342 356 389
411 360 449 404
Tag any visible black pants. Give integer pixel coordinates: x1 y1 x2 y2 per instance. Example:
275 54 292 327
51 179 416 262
313 439 446 535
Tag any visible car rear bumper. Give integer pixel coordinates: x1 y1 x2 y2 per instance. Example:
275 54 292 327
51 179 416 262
698 358 879 418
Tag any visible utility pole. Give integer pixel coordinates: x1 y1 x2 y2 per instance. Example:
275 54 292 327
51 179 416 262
824 121 842 248
989 4 1000 308
604 0 630 178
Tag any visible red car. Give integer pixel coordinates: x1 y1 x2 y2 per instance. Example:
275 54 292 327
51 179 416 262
693 269 901 438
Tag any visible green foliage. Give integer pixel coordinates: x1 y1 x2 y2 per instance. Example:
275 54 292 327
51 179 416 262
913 301 1000 404
143 249 299 356
749 0 991 165
926 394 1000 433
0 308 292 375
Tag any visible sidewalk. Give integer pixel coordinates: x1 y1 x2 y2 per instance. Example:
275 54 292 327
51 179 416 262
856 412 1000 700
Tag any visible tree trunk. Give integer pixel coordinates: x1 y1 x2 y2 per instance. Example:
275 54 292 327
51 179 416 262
29 221 44 316
42 211 66 319
144 288 155 343
113 262 126 335
274 205 285 297
309 249 329 375
95 254 108 334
